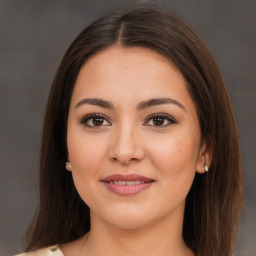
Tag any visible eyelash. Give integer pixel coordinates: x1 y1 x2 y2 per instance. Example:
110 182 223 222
145 113 176 127
80 113 176 128
80 114 110 128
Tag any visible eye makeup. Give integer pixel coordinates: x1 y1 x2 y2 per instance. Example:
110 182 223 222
79 112 177 129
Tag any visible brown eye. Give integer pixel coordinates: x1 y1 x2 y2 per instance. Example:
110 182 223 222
81 114 111 128
92 117 104 126
153 116 165 126
144 114 176 127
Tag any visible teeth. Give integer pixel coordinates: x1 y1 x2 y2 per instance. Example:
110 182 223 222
109 180 146 185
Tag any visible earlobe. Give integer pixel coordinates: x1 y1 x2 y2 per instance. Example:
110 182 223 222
196 157 210 174
196 140 212 174
65 161 72 171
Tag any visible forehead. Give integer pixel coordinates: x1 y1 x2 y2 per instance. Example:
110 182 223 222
70 46 194 111
78 46 180 82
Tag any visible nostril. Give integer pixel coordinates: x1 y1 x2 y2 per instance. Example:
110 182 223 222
110 156 138 165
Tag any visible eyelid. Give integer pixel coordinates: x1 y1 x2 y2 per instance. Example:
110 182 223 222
80 113 111 128
79 112 176 128
144 113 177 127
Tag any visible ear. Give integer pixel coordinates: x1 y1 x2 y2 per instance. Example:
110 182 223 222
65 158 72 171
196 139 212 174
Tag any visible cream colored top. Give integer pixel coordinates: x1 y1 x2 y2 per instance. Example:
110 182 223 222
15 245 63 256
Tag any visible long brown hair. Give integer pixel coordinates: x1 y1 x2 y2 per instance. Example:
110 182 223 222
24 4 243 256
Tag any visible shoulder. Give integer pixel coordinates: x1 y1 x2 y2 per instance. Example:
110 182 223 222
14 245 63 256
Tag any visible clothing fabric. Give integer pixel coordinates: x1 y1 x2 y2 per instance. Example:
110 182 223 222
14 245 63 256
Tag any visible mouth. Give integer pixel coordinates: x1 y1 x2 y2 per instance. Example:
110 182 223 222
101 174 155 196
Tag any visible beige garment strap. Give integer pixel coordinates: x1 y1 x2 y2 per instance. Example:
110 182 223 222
14 245 64 256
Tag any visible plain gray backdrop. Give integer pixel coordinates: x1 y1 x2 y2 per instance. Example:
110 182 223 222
0 0 255 255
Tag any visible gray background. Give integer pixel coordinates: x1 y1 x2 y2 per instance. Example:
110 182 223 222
0 0 255 255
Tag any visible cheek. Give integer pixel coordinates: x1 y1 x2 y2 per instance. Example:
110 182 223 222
67 131 110 205
151 136 198 173
67 132 108 208
148 129 200 196
68 131 107 174
152 138 198 208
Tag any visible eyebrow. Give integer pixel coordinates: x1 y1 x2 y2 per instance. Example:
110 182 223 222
75 97 186 112
75 98 114 109
136 98 186 111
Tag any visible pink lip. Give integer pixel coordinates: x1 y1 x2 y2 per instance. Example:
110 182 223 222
101 174 155 196
102 174 153 182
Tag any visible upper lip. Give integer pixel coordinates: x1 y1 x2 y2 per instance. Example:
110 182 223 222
101 174 154 183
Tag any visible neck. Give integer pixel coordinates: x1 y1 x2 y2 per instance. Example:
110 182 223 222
81 209 193 256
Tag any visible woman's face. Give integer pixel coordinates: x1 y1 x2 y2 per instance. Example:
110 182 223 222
67 46 207 229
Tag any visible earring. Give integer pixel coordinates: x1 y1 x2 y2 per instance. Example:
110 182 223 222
204 163 209 172
66 161 72 170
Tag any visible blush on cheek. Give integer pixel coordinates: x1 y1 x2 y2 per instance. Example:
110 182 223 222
151 138 180 162
68 135 97 162
152 137 197 177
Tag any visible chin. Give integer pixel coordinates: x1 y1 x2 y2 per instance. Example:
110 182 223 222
91 204 153 230
108 215 152 230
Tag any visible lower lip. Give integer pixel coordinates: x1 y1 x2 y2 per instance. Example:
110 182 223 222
103 182 153 196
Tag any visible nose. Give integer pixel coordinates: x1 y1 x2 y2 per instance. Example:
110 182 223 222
109 123 144 165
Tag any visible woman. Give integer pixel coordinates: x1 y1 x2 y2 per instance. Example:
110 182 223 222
17 4 243 256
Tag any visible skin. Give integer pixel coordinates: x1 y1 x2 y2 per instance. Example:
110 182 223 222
61 46 211 256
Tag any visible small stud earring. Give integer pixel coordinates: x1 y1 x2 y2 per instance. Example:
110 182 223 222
204 163 209 172
66 161 72 170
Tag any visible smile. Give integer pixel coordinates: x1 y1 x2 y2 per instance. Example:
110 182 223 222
101 174 155 196
108 180 146 185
